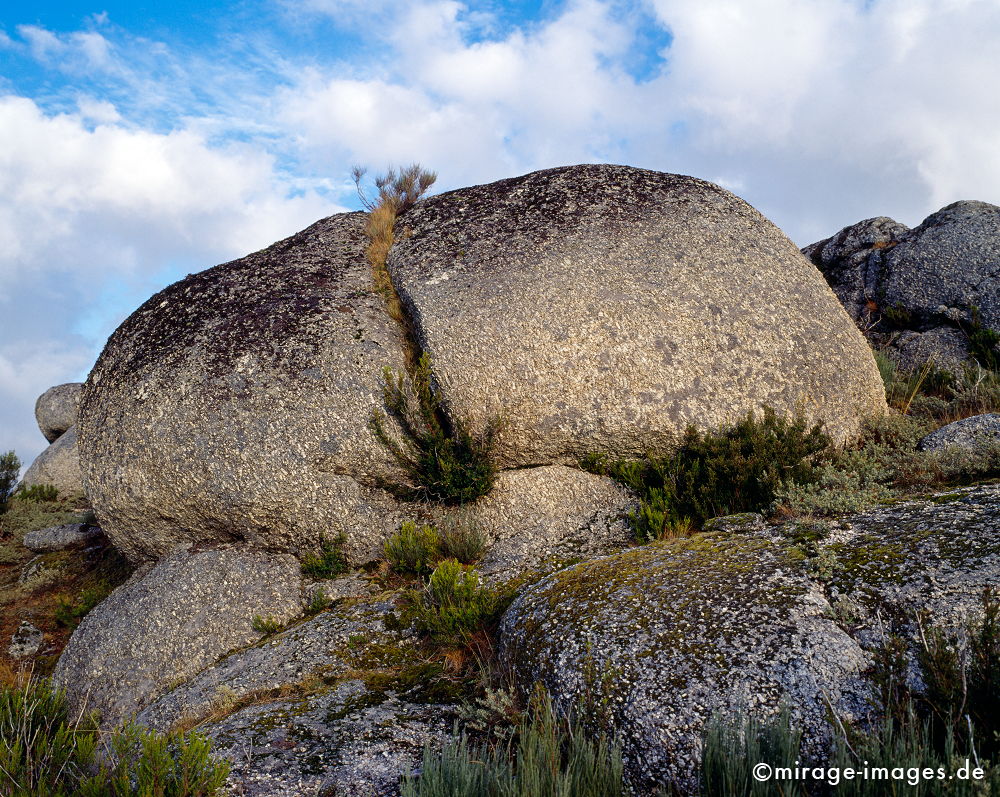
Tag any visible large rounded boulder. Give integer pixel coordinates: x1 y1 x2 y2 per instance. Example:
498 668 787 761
389 165 884 465
79 165 885 563
35 382 83 443
78 212 413 563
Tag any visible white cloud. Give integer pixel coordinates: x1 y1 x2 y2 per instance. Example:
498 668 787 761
0 95 340 466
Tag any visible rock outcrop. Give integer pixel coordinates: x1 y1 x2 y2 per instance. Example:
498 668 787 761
804 200 1000 371
21 425 83 495
23 522 103 552
918 413 1000 452
499 483 1000 791
77 165 885 564
499 531 871 792
35 382 83 443
53 545 303 726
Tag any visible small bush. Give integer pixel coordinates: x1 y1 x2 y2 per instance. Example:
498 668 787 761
438 517 487 564
962 306 1000 372
251 614 284 634
0 676 228 796
14 483 59 503
371 354 497 505
385 521 441 576
917 588 1000 760
0 451 19 514
306 588 332 615
411 560 510 645
301 533 348 579
402 689 624 797
587 409 829 540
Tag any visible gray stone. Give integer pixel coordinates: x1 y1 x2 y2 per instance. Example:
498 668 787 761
22 426 83 496
892 326 971 377
389 165 885 463
205 680 456 797
880 201 1000 332
136 594 417 732
802 216 909 325
701 512 767 534
499 484 1000 791
818 484 1000 634
8 620 43 658
918 413 1000 452
23 523 104 553
77 212 414 564
53 544 303 727
35 383 83 443
498 533 871 792
443 465 635 585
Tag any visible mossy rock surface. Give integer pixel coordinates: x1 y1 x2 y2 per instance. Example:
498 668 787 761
205 678 457 797
498 530 870 792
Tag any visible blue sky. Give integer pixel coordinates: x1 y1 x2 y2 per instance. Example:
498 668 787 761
2 0 1000 470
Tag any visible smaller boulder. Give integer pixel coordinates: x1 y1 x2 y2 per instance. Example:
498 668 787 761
918 414 1000 453
35 383 83 443
22 426 83 496
701 512 766 534
449 465 636 585
893 327 971 378
53 544 303 727
8 620 43 658
23 523 104 553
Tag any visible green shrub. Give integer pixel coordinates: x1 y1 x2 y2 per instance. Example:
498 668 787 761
251 615 284 634
301 533 348 579
14 484 59 503
0 676 228 796
917 588 1000 760
384 521 440 576
402 689 624 797
411 560 510 645
306 587 332 615
586 409 829 540
371 354 497 505
962 307 1000 372
438 517 487 564
54 582 114 629
0 451 19 514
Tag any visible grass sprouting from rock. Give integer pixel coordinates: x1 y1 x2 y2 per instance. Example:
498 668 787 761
402 689 624 797
371 354 497 505
300 533 348 579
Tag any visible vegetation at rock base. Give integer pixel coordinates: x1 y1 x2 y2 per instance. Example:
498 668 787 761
695 591 1000 796
14 484 59 503
407 559 511 646
384 519 487 577
0 492 132 681
0 675 229 796
401 688 624 797
371 354 498 505
0 451 19 515
300 533 348 579
584 408 829 541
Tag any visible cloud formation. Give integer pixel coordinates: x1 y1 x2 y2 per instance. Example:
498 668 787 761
1 0 999 469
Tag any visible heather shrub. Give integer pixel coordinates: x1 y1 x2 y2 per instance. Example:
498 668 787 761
411 559 509 645
402 689 624 797
0 676 228 796
384 521 441 576
300 533 348 579
586 408 829 540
